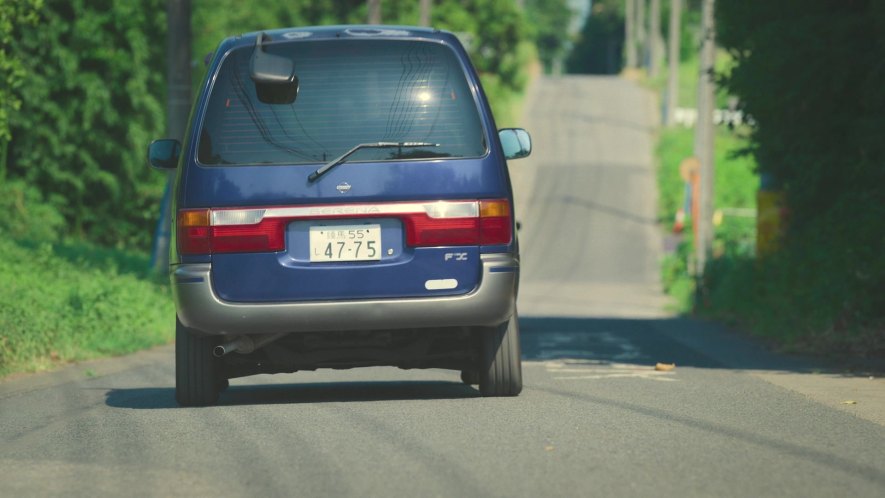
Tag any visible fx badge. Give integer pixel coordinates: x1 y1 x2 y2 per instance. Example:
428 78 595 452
336 182 352 194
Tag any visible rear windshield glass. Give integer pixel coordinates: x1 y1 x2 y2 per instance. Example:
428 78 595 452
198 39 487 166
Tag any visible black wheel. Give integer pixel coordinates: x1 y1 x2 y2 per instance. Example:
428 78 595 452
175 318 221 407
460 370 479 385
478 312 523 397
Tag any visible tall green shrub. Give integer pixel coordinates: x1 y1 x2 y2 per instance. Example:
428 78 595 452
713 0 885 350
525 0 573 74
566 0 624 75
6 0 166 248
0 0 43 145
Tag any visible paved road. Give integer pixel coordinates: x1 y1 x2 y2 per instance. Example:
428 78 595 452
3 76 884 497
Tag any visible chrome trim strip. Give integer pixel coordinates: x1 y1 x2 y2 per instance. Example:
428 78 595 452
210 201 480 226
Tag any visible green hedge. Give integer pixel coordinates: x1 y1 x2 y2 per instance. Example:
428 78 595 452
710 1 885 353
5 0 166 249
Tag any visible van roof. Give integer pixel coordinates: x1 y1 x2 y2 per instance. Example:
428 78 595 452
227 25 456 49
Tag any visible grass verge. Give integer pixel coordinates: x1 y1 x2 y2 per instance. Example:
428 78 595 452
0 237 173 378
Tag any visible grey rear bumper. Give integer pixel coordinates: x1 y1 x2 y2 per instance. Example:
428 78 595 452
172 254 518 336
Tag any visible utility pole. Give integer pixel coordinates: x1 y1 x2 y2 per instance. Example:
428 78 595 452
419 0 431 27
665 0 682 125
694 0 716 281
649 0 662 78
152 0 191 274
625 0 637 68
636 0 646 70
368 0 381 24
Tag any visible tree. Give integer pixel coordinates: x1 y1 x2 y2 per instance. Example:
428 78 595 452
566 0 625 74
714 0 885 344
525 0 573 74
6 0 166 247
0 0 43 179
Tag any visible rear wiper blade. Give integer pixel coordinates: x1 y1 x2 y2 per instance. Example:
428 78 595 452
307 142 439 182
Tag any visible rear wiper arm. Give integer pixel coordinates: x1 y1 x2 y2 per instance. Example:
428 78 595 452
308 142 439 182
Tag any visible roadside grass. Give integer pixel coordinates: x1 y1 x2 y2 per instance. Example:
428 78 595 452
0 236 173 377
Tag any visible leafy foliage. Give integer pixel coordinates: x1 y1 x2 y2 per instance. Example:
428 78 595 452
0 0 42 143
525 0 573 74
0 179 65 242
717 1 885 225
5 0 166 248
709 0 885 352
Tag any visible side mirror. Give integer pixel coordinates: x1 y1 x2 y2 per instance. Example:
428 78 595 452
498 128 532 160
250 33 299 104
148 139 181 169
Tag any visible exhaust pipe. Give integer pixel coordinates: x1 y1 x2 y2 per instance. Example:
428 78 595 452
213 337 251 358
213 333 287 357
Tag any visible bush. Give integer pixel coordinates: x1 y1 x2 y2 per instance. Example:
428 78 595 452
0 179 65 242
711 1 885 353
6 0 167 249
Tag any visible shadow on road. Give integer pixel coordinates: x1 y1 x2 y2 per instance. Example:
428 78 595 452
102 316 879 410
519 316 883 375
105 380 479 410
521 316 720 367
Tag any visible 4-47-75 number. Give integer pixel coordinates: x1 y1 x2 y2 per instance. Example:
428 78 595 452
309 225 382 262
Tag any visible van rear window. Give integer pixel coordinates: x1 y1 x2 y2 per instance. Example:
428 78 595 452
198 39 487 166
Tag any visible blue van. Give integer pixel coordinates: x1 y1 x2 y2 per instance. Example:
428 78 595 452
148 26 531 406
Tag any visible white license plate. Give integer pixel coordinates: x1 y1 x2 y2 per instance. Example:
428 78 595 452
309 224 382 262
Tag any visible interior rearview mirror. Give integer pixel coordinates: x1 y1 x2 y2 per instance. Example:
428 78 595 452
148 139 181 169
250 33 299 104
499 128 532 160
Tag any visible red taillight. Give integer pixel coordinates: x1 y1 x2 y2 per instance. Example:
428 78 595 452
211 218 286 253
404 214 480 246
403 199 511 247
177 209 285 255
177 209 211 255
479 200 512 245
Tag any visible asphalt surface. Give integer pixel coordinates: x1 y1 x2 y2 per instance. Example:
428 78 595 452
2 76 884 497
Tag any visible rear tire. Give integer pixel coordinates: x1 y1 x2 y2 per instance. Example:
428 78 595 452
175 318 221 407
478 312 523 397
